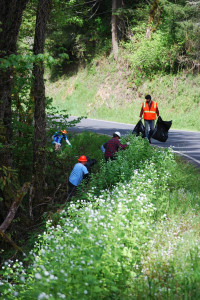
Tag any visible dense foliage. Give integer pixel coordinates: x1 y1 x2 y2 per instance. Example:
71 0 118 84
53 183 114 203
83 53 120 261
49 0 200 76
17 0 200 77
0 1 200 297
1 0 199 198
0 130 108 251
0 135 200 299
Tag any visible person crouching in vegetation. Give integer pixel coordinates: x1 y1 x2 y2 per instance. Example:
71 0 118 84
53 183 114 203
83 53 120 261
140 94 159 143
52 129 72 151
66 155 89 201
104 131 128 162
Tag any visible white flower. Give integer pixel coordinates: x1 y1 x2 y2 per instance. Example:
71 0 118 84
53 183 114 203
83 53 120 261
20 276 25 282
44 271 49 276
35 273 42 280
57 292 66 298
38 292 49 299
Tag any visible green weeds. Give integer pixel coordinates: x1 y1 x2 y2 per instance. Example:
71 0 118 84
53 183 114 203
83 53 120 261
0 134 199 299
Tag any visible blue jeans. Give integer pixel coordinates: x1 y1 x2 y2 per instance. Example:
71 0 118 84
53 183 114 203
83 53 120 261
144 120 155 139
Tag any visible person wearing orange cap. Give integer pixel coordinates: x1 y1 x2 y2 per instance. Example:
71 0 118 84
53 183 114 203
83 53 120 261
66 155 89 201
52 129 72 151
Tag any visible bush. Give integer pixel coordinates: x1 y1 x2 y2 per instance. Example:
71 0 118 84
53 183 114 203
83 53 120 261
123 30 180 77
1 135 199 299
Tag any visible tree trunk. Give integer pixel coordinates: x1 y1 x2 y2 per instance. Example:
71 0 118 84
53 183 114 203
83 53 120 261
111 0 124 60
0 182 30 233
32 0 51 209
0 0 29 144
112 0 118 60
146 0 159 39
0 0 29 222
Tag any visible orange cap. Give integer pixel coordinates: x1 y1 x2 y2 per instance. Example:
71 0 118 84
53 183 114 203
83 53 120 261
78 155 87 162
61 130 67 134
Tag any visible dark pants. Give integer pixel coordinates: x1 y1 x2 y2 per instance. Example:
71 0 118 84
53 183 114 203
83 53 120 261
66 181 77 201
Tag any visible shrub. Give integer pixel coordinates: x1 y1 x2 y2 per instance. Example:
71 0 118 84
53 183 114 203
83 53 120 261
1 135 199 299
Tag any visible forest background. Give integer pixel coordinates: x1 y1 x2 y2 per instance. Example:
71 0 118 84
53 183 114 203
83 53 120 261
0 0 200 271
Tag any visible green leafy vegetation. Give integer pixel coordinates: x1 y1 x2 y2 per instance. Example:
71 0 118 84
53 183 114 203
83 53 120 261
42 0 200 131
1 1 200 298
0 135 200 299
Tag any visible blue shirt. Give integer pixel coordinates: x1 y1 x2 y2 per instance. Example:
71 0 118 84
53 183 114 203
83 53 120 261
52 133 69 145
69 163 89 186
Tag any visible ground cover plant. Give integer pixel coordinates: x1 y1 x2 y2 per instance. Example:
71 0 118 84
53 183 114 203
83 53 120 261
0 129 109 260
45 130 109 200
0 135 199 299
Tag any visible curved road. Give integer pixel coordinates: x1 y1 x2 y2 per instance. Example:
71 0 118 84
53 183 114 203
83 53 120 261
68 117 200 168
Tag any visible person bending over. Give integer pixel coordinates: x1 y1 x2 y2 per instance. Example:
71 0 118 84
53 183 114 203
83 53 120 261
104 131 128 162
66 155 88 201
52 129 72 151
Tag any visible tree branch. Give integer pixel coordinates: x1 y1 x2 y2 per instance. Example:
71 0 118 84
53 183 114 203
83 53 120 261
0 182 30 233
0 230 24 254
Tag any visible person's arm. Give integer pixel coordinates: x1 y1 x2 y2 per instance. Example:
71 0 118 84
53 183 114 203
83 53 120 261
156 107 159 117
83 165 89 180
64 135 72 148
83 173 89 179
117 140 127 150
83 165 89 175
103 142 107 149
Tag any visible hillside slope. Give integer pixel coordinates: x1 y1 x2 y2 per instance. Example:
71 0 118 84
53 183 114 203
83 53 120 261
46 56 200 131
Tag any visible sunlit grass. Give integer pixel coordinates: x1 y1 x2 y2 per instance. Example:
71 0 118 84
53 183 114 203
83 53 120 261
46 60 200 131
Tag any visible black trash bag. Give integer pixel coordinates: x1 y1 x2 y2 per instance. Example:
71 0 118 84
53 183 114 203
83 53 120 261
132 120 145 138
85 156 97 173
150 116 172 142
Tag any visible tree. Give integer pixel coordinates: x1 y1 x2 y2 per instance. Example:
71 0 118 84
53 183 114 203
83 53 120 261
112 0 119 59
111 0 124 59
32 0 51 209
0 0 29 144
0 0 29 223
146 0 160 39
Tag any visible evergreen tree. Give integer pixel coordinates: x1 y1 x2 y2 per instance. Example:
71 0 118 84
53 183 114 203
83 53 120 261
0 0 29 223
32 0 51 210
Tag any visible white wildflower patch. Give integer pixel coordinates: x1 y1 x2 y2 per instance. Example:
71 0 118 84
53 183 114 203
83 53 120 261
1 136 199 299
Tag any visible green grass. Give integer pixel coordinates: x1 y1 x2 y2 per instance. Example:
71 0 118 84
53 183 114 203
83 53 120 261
1 133 200 299
46 58 200 131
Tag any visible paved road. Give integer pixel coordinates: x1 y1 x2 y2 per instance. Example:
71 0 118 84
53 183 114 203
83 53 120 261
68 117 200 167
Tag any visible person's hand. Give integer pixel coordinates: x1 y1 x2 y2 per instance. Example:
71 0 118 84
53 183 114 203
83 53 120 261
139 117 142 120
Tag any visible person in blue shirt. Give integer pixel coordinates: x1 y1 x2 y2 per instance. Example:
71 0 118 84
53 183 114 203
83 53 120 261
52 129 72 151
66 155 89 201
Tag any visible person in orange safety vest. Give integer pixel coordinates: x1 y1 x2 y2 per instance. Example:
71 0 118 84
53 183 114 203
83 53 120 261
139 95 159 142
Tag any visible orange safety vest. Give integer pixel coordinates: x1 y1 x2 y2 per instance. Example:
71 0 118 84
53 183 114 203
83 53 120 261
142 101 157 120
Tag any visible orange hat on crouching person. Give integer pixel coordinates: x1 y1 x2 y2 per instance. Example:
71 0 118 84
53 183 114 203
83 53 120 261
78 155 87 162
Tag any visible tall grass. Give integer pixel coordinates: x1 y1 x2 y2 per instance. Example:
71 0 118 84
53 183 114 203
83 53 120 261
1 134 199 299
46 59 200 131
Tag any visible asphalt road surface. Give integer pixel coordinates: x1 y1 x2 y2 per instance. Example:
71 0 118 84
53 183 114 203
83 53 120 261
68 117 200 168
